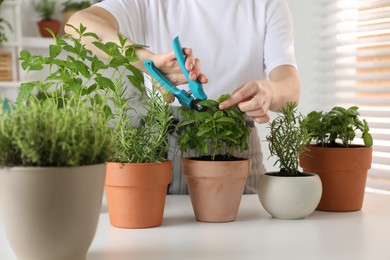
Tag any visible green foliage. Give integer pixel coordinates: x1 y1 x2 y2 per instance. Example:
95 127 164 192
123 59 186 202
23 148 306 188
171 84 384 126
31 0 56 21
177 95 251 160
18 24 145 120
0 0 13 45
303 106 373 148
110 85 174 163
11 23 171 165
0 96 111 167
62 0 91 12
266 102 310 175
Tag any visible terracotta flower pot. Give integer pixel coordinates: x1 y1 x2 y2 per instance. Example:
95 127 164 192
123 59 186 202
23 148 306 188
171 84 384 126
258 172 322 219
0 164 106 260
105 160 172 228
300 145 372 211
182 157 251 223
37 20 61 37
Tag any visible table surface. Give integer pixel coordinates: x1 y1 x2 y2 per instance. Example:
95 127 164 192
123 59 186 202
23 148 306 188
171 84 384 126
1 193 390 260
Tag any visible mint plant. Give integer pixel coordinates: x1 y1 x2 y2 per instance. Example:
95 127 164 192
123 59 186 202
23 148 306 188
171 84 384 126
266 102 310 175
303 106 373 148
17 24 173 164
177 94 250 160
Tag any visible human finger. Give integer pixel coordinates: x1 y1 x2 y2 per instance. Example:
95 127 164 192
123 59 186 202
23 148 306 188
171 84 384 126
198 73 209 84
183 48 195 71
159 86 175 103
253 113 271 124
218 83 258 110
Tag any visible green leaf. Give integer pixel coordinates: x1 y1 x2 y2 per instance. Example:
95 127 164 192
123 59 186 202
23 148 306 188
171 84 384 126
16 82 36 104
49 44 62 58
216 117 236 125
95 76 116 91
197 99 219 109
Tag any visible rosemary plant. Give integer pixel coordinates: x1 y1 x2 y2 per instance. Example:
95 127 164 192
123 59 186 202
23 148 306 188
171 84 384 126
266 102 310 175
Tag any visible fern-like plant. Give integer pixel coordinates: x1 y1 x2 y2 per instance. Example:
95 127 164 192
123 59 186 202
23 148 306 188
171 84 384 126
266 102 310 175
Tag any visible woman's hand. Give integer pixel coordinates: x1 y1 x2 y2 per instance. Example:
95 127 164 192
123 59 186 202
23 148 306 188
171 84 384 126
219 80 272 124
150 48 208 86
218 65 300 124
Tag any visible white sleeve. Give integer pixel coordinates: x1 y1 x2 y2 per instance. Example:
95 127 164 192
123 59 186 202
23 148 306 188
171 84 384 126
93 0 146 44
263 0 297 77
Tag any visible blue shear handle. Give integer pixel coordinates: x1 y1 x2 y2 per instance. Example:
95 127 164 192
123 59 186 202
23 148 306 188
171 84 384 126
172 36 207 100
143 60 194 109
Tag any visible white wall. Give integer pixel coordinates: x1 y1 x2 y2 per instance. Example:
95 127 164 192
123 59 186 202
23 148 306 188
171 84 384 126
259 0 321 172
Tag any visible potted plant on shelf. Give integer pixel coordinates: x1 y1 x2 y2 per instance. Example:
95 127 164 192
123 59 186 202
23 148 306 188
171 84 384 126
176 94 251 223
62 0 91 27
299 106 373 212
0 0 13 81
0 30 112 260
257 102 322 219
31 0 61 37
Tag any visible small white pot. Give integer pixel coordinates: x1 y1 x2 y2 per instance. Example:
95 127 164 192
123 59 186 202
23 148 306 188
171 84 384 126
0 164 105 260
257 172 322 220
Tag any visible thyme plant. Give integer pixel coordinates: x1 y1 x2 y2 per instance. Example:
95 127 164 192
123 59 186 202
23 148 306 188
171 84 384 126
0 96 111 167
266 102 310 175
177 94 250 160
303 106 373 148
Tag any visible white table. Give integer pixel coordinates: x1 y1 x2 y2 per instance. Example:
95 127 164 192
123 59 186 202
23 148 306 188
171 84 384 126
1 193 390 260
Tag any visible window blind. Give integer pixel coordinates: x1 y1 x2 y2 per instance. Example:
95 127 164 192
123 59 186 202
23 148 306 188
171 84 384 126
316 0 390 191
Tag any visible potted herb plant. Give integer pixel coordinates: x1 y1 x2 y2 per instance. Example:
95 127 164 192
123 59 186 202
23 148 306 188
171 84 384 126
62 24 174 229
62 0 91 27
257 102 322 220
0 30 112 260
176 94 251 223
299 106 373 212
31 0 61 37
0 0 13 81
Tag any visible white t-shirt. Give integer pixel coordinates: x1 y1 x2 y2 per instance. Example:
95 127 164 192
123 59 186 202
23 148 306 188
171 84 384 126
95 0 297 106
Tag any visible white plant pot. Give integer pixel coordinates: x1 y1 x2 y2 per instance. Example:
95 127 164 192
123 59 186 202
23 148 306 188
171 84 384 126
0 164 105 260
257 172 322 220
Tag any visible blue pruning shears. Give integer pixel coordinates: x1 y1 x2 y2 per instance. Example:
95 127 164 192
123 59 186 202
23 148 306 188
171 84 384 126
144 36 207 111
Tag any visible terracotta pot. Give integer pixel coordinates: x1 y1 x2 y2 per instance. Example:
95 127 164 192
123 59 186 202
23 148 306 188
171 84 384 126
37 20 61 37
182 157 250 223
105 160 172 228
0 164 106 260
257 172 322 219
299 144 372 211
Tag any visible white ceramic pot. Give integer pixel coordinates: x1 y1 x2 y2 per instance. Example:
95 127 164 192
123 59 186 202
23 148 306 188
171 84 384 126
0 164 105 260
257 172 322 220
